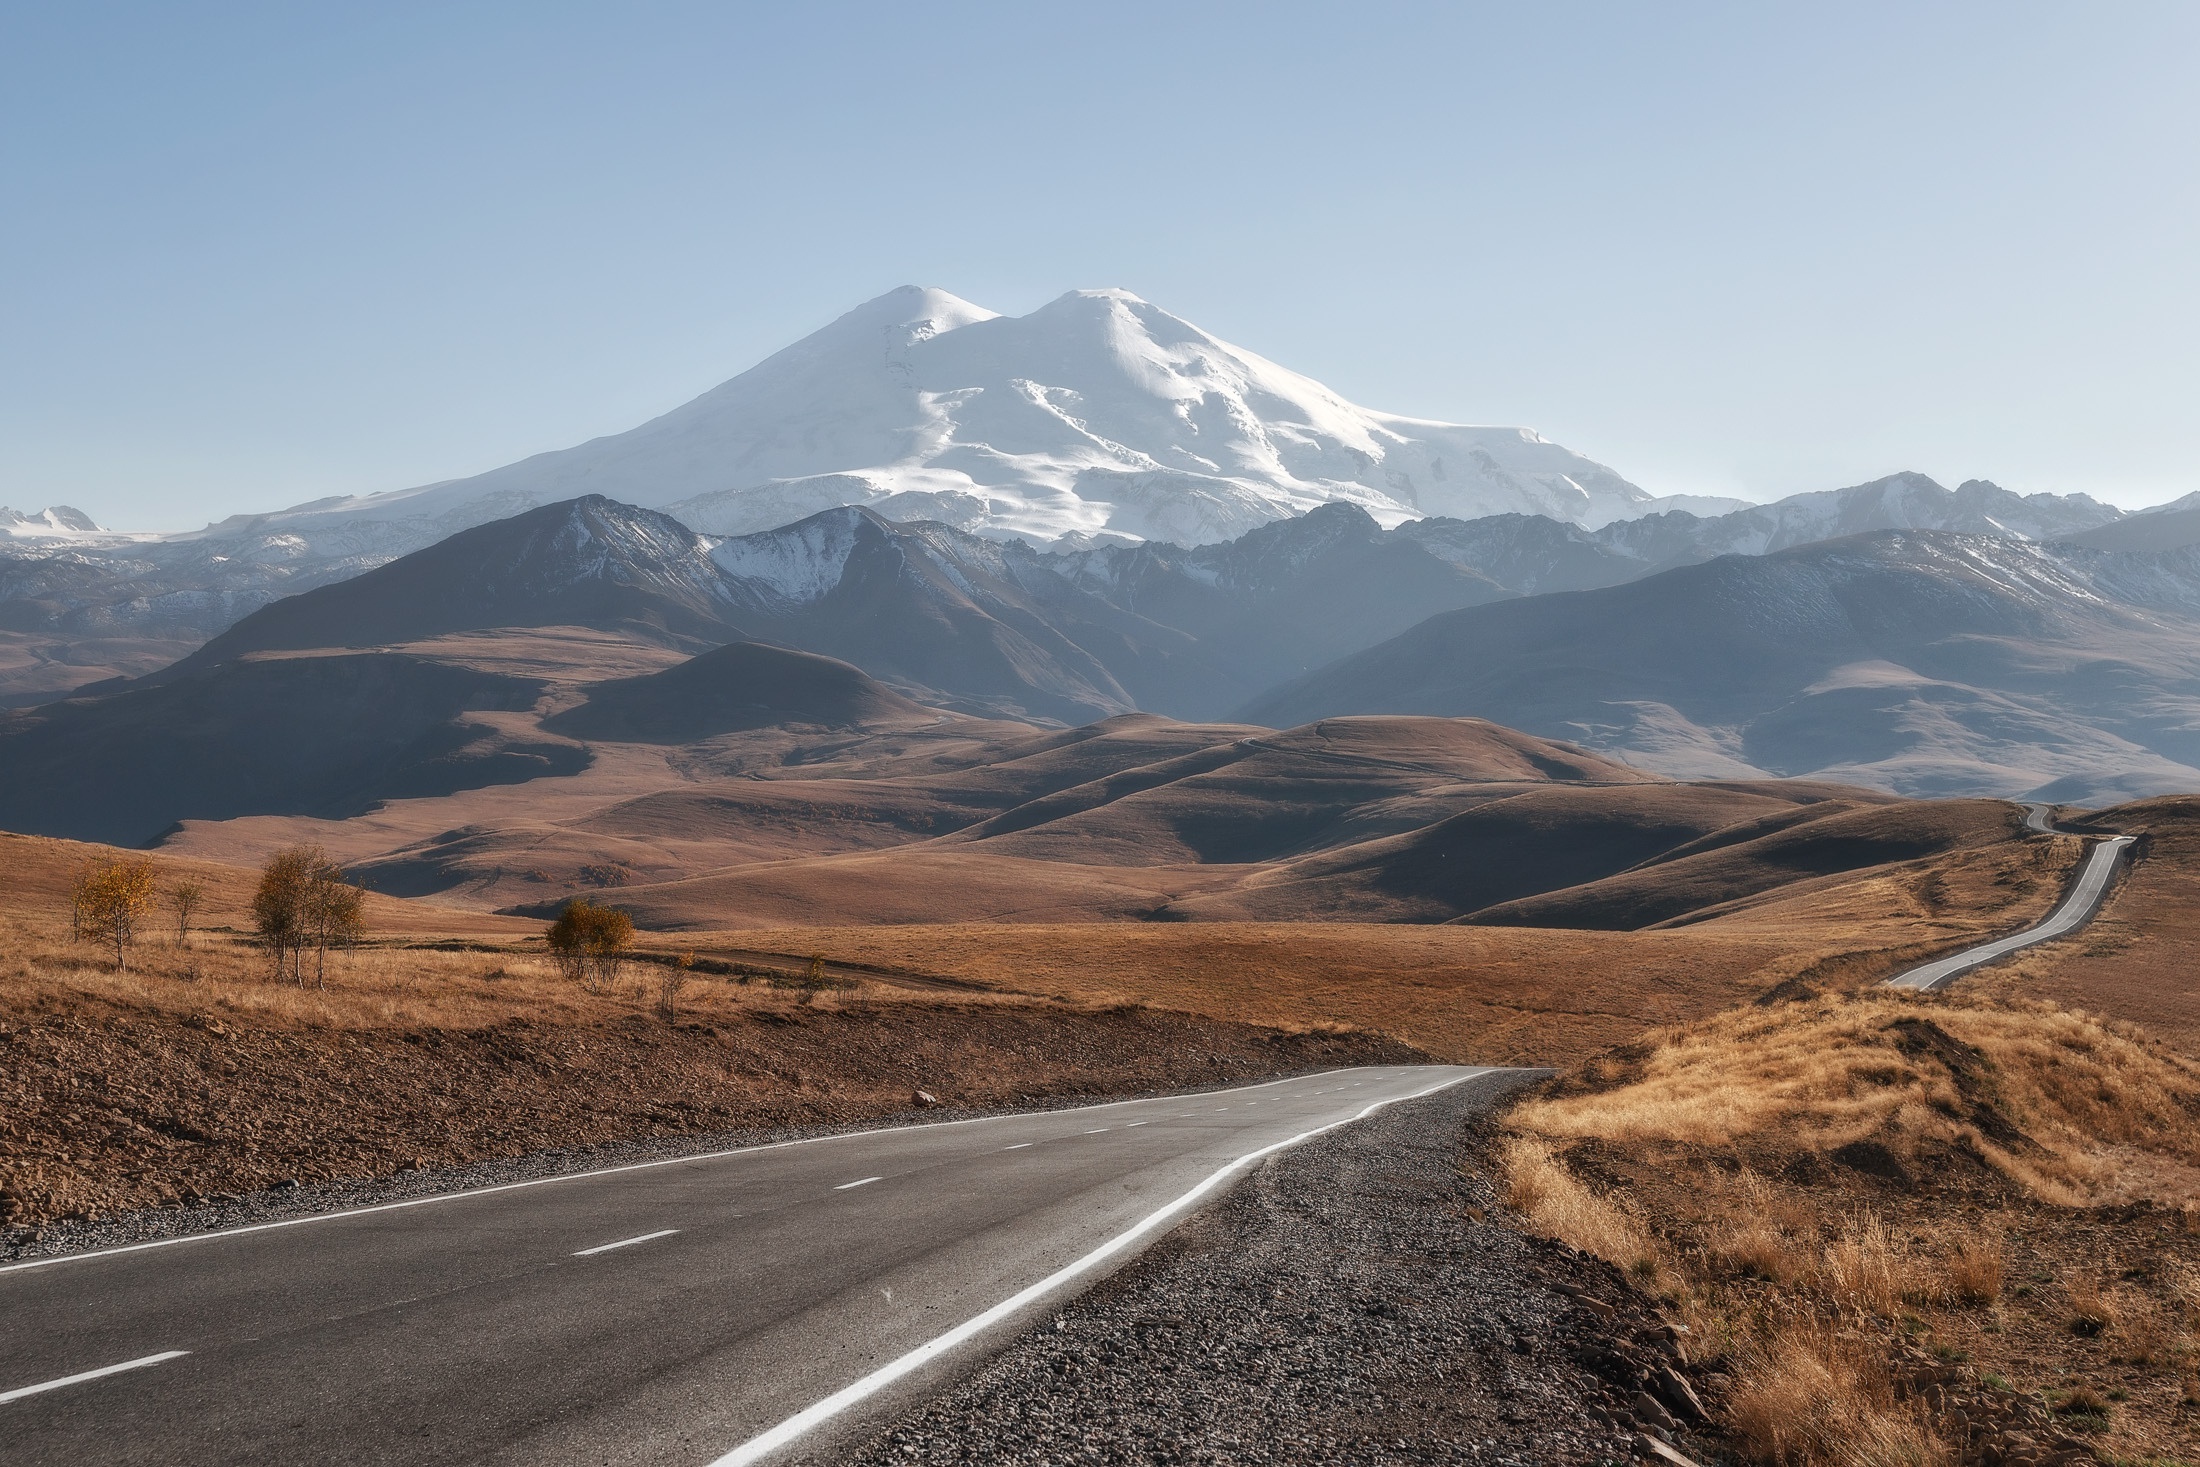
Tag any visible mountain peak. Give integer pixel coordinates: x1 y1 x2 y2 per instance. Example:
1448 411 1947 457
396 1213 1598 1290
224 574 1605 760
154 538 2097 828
154 289 1653 556
1 504 105 537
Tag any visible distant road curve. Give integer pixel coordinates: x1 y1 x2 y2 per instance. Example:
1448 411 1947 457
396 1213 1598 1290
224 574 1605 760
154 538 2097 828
1886 802 2134 992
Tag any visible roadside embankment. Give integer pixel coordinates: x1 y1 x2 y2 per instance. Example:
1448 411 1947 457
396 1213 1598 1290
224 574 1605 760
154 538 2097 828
1500 986 2200 1464
0 935 1419 1229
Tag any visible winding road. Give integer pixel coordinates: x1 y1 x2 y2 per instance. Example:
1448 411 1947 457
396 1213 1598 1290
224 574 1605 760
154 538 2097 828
0 1064 1509 1466
1886 802 2134 992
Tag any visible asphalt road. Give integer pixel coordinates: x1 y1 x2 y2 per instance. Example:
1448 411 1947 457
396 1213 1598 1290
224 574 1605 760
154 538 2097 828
1886 803 2135 991
0 1064 1499 1466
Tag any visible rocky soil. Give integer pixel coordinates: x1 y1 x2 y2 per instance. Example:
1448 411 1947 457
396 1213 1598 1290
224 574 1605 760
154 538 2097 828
0 999 1421 1231
846 1074 1713 1466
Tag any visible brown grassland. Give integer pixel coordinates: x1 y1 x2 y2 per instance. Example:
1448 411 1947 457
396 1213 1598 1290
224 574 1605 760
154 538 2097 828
0 812 2094 1231
9 792 2199 1465
1500 984 2200 1463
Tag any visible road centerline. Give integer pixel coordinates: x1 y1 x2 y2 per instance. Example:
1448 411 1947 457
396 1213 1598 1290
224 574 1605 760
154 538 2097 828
834 1177 883 1191
573 1229 679 1258
1 1351 190 1406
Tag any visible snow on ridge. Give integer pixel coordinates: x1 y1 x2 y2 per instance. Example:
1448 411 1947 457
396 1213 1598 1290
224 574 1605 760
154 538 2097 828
708 507 867 605
1 505 107 539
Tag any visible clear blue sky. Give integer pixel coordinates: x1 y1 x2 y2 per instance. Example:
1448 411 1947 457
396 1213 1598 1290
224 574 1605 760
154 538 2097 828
4 1 2195 530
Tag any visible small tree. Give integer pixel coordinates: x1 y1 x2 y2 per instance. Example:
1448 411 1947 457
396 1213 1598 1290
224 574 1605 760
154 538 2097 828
74 859 157 972
166 880 205 949
301 863 365 989
254 847 317 982
545 900 635 995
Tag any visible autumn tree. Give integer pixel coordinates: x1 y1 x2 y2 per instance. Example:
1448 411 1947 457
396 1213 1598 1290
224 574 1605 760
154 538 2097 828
254 847 314 981
166 880 205 948
545 900 634 995
73 859 158 971
300 863 365 989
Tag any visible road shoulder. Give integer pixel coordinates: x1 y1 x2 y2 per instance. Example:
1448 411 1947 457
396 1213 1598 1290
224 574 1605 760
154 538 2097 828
844 1071 1701 1465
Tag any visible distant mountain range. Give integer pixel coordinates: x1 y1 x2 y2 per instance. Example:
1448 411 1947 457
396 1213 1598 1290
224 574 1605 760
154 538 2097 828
1247 531 2200 802
0 469 2154 706
9 482 2200 820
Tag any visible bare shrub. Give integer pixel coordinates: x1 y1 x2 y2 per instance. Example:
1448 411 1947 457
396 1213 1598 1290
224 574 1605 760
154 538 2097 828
165 880 204 948
656 953 695 1020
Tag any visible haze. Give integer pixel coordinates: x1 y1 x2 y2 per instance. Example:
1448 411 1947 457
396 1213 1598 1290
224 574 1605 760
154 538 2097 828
3 1 2195 530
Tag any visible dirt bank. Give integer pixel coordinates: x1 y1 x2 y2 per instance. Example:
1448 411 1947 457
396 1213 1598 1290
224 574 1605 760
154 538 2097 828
0 1000 1420 1228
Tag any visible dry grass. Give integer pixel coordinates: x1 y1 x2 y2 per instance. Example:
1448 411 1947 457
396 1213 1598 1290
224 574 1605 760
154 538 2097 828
1726 1323 1948 1467
1497 983 2200 1463
0 910 1036 1037
688 921 1835 1066
1511 988 2200 1206
1817 1210 1917 1316
1500 1136 1662 1278
2068 1275 2120 1338
1946 1233 2005 1305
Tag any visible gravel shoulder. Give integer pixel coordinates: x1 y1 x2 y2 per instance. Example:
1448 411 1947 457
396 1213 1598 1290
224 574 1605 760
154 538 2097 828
848 1071 1709 1466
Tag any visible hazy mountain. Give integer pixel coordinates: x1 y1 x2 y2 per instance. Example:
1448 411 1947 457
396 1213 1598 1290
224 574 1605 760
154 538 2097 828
2058 491 2200 554
170 497 744 673
144 496 1513 724
1242 530 2200 803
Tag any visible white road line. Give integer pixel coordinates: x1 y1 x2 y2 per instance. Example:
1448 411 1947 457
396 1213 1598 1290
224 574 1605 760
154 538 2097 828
0 1068 1365 1277
1124 1122 1147 1128
0 1350 189 1406
1083 1128 1110 1134
573 1229 679 1257
1002 1143 1033 1151
834 1177 883 1191
703 1068 1489 1467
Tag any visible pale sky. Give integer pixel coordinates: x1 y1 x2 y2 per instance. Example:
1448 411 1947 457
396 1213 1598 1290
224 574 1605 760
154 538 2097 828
3 1 2195 530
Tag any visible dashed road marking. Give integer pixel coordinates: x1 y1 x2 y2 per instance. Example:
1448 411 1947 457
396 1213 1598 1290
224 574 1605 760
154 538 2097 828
834 1177 883 1191
1 1351 189 1406
573 1229 679 1257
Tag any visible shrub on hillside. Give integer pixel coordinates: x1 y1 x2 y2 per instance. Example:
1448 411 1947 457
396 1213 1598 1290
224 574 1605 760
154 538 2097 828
546 900 634 995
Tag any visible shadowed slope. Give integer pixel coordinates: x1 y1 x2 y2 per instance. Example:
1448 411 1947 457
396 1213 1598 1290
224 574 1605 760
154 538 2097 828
1462 797 2026 930
0 653 586 847
543 641 932 743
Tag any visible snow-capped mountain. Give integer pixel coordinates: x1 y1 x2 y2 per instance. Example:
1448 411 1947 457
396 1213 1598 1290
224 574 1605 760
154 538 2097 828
177 286 1714 555
1 505 104 538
